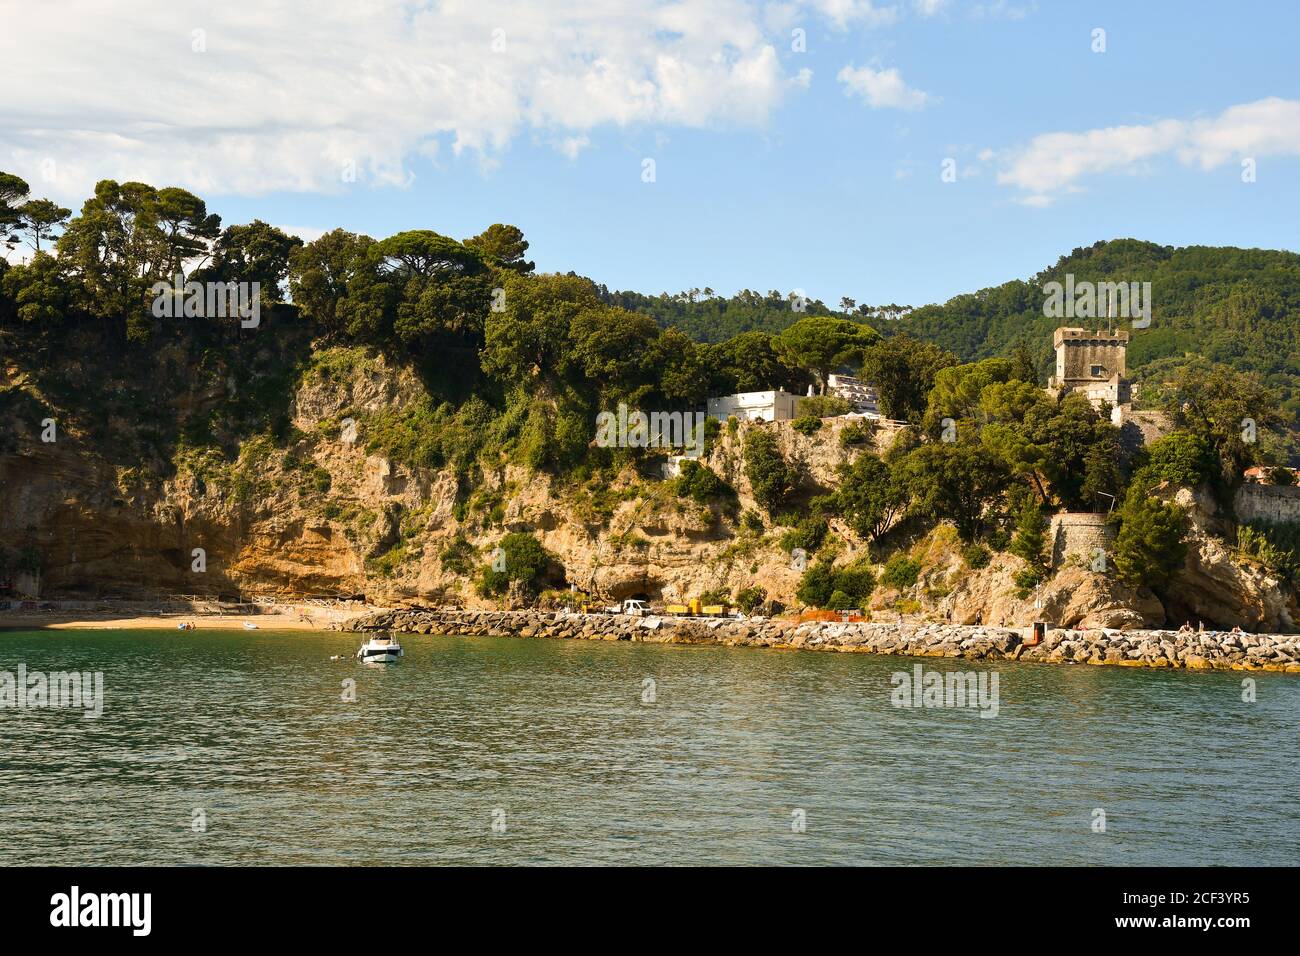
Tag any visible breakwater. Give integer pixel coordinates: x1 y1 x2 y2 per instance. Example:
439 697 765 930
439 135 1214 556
347 608 1300 672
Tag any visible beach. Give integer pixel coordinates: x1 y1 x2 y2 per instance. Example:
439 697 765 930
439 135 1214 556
0 602 373 632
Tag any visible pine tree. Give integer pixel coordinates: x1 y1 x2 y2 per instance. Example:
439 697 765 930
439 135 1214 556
1112 489 1189 590
1010 495 1048 568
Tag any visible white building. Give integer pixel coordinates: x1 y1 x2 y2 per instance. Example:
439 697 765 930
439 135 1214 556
706 389 803 423
825 374 881 418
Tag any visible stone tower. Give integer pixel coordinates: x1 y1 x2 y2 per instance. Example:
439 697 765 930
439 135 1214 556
1046 327 1131 411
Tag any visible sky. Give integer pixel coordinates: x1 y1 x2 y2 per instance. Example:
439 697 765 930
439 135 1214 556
3 0 1299 306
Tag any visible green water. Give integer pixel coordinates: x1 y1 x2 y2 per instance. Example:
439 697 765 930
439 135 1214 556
0 628 1296 865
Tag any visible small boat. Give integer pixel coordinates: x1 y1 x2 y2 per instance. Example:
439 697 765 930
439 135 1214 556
356 633 403 663
243 622 258 630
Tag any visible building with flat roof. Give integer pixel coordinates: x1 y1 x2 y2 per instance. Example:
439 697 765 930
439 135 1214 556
706 389 802 423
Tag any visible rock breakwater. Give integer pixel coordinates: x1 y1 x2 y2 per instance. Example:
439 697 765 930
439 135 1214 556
347 609 1300 672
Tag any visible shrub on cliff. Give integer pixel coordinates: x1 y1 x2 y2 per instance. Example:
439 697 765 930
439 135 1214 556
1237 522 1300 584
879 554 922 590
791 415 822 436
780 516 828 555
674 459 733 503
477 532 556 597
796 558 875 609
798 395 851 419
735 586 767 612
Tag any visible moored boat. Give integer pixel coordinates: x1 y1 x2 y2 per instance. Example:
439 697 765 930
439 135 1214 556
356 634 403 663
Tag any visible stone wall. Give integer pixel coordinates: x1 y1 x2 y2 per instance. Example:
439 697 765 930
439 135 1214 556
1235 483 1300 526
1048 513 1116 569
346 607 1300 672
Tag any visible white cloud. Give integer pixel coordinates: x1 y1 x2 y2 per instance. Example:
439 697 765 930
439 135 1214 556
555 135 592 160
970 1 1035 19
837 63 932 110
912 0 950 16
809 1 901 29
997 97 1300 204
1 0 816 200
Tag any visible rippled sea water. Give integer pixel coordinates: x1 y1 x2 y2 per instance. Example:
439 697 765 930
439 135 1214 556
0 628 1296 865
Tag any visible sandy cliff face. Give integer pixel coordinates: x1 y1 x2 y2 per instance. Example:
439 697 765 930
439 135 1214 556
2 352 1295 632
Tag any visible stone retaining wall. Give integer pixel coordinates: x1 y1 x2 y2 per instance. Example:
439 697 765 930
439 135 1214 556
1236 483 1300 525
1048 513 1115 569
347 609 1300 673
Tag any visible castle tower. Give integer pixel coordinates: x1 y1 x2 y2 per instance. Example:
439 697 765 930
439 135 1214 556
1046 327 1131 412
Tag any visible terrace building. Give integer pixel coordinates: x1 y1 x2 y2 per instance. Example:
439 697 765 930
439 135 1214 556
825 374 882 418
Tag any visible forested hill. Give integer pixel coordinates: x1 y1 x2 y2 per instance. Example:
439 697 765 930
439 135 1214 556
615 239 1300 423
600 287 845 342
601 287 923 342
892 239 1300 422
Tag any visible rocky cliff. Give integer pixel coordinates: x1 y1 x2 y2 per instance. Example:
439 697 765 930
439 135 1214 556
3 345 1296 632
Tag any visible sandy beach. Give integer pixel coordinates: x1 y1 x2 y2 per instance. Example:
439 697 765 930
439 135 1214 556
0 604 377 632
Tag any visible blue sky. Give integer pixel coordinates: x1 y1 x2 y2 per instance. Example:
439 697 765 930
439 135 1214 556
7 1 1300 306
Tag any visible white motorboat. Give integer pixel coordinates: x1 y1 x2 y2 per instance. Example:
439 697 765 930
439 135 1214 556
356 633 403 663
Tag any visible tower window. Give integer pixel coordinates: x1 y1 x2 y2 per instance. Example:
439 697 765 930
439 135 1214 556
1090 365 1105 377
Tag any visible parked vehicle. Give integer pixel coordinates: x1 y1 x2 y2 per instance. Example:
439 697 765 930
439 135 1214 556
604 599 651 616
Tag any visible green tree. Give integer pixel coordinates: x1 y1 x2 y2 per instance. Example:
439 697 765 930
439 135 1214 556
464 223 534 273
1010 343 1038 385
204 219 302 299
650 326 710 405
0 172 28 232
776 316 879 393
1138 432 1210 489
1 252 68 325
833 452 909 543
706 330 807 394
899 441 1011 541
57 179 172 337
374 230 492 347
796 558 876 609
1161 364 1281 492
477 532 555 596
860 334 957 422
288 228 391 341
154 186 222 275
12 198 70 252
568 305 660 405
483 272 597 384
924 357 1014 429
1009 495 1048 568
743 429 799 515
1112 487 1189 590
